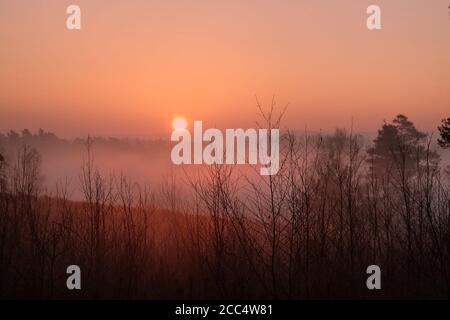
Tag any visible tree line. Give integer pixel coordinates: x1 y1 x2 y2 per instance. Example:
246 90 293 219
0 114 449 299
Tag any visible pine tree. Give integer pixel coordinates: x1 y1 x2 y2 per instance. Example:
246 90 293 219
367 114 437 174
437 117 450 148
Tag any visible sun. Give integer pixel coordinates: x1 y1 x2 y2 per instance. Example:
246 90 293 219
172 117 188 131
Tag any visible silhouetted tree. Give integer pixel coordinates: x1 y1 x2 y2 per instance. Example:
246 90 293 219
7 130 19 140
21 129 32 138
367 114 437 174
438 117 450 148
0 152 5 193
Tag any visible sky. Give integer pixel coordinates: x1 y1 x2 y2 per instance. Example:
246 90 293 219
0 0 449 138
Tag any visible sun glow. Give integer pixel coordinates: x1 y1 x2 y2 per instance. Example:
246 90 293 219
172 117 187 131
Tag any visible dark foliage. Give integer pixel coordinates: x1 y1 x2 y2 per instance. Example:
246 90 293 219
438 117 450 148
0 116 449 299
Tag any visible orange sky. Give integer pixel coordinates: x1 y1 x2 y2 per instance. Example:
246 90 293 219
0 0 449 137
